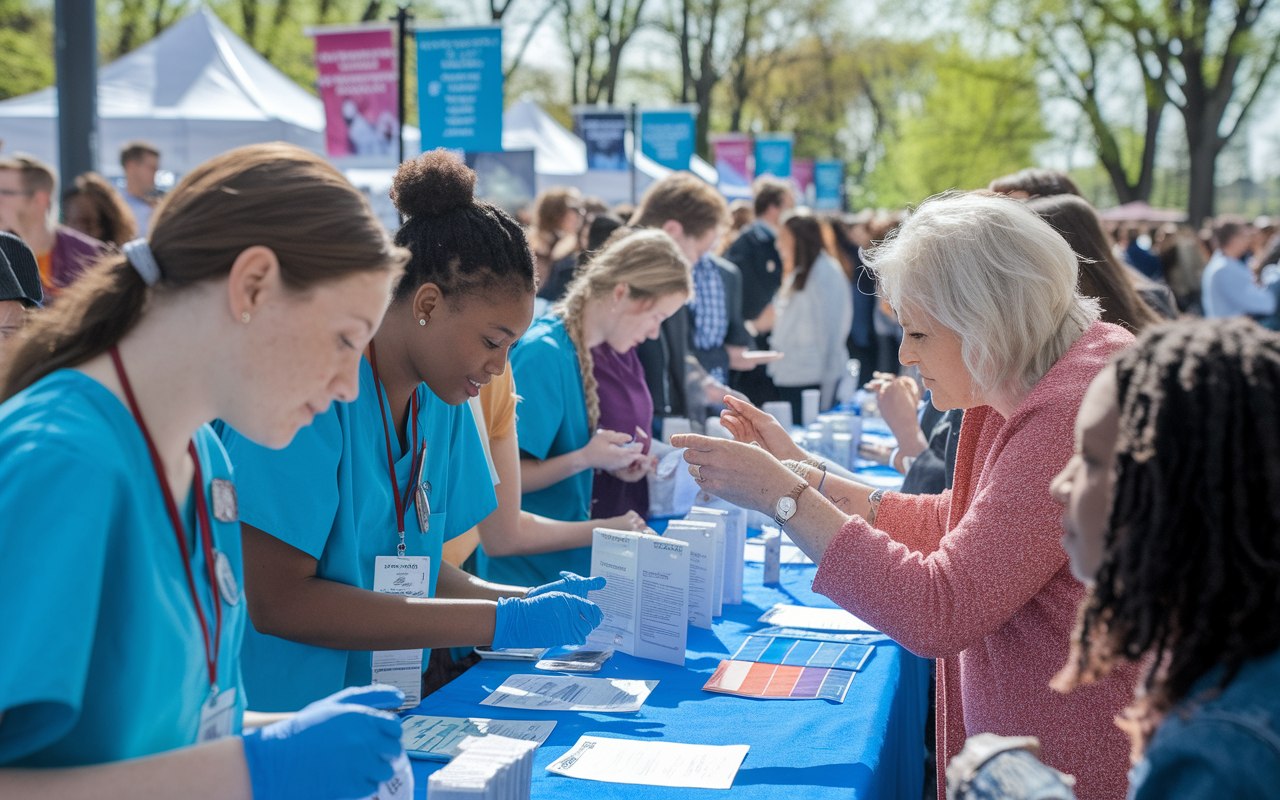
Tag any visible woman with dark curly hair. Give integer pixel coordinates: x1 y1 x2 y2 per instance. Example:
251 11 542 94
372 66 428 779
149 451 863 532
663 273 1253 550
1051 316 1280 797
63 172 138 246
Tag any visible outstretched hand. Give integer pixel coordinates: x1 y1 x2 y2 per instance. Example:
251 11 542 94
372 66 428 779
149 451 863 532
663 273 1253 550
669 433 801 515
718 395 806 462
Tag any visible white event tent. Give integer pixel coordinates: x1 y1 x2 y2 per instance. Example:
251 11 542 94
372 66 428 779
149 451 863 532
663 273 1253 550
0 7 325 177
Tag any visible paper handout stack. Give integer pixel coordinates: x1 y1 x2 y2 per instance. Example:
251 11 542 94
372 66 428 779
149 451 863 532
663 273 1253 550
426 735 538 800
586 528 690 665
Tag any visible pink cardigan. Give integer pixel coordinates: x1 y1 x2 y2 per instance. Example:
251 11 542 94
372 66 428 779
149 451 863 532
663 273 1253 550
813 321 1139 800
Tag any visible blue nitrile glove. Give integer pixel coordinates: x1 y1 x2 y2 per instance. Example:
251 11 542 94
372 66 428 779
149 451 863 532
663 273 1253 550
525 571 607 600
493 591 604 649
241 684 405 800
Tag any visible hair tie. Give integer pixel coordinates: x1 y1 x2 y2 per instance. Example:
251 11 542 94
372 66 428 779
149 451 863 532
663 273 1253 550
122 239 161 286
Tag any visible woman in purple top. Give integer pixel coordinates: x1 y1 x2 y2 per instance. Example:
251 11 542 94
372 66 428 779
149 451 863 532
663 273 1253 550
591 341 656 518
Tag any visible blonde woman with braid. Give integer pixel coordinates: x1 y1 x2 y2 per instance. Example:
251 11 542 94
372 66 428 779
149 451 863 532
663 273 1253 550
476 229 693 586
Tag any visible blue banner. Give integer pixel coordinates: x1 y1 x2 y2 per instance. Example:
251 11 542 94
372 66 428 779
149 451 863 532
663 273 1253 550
814 159 844 210
755 135 792 179
640 110 695 171
415 26 503 153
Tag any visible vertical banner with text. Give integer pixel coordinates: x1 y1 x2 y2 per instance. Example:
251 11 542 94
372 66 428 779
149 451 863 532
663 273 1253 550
416 25 503 153
639 110 695 172
711 133 754 199
575 110 630 171
311 24 399 164
814 159 844 210
754 134 793 179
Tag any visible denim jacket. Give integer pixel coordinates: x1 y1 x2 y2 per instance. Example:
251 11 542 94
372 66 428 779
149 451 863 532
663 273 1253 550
1129 646 1280 799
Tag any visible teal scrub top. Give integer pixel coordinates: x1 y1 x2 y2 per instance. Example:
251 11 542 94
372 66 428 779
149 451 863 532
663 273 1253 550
0 371 246 767
476 315 593 586
218 356 496 712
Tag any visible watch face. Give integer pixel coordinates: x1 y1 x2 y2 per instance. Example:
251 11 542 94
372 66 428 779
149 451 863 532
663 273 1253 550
777 496 797 517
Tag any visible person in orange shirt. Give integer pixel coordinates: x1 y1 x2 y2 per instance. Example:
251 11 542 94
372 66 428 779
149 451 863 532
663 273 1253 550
0 154 104 297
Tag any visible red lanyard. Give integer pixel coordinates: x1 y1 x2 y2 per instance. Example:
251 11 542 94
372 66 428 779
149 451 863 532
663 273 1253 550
367 341 423 546
109 346 222 692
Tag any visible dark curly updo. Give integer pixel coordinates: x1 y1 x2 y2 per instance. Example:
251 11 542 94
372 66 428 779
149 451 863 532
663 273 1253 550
390 149 535 303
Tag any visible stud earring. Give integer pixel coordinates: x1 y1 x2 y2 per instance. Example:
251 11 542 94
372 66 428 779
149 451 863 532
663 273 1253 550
241 312 251 324
419 318 426 326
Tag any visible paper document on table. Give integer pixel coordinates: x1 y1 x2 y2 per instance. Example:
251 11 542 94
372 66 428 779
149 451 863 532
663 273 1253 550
661 519 716 629
479 674 657 712
400 716 557 761
754 626 878 644
686 507 727 617
585 528 690 665
703 660 855 702
546 736 749 789
757 603 878 632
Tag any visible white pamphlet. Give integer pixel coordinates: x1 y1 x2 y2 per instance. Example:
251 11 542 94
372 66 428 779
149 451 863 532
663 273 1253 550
757 603 879 632
479 674 657 712
686 507 727 617
400 715 556 761
720 506 747 605
661 519 717 629
585 528 690 665
546 736 750 789
371 555 430 708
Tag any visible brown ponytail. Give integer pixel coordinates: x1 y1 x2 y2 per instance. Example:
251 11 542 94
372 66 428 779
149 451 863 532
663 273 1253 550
554 228 692 431
2 143 407 401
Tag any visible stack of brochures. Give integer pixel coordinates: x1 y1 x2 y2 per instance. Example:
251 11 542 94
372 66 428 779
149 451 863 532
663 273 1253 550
425 735 538 800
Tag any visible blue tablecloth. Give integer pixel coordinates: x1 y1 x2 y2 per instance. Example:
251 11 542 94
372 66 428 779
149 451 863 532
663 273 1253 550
405 560 930 798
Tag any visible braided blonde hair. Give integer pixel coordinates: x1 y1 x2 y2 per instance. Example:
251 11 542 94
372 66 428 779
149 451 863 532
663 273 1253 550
553 228 692 431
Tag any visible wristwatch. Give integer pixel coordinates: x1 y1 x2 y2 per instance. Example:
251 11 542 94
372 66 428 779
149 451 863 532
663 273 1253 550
774 482 806 528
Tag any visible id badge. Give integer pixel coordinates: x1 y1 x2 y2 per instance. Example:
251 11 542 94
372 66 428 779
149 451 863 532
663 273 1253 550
197 686 237 742
372 556 431 708
414 446 431 534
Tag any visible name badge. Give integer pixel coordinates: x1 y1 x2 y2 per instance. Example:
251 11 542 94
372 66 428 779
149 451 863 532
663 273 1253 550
197 686 237 742
371 555 431 708
214 550 240 606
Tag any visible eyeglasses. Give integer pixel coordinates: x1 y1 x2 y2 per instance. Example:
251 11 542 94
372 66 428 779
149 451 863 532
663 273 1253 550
0 189 32 198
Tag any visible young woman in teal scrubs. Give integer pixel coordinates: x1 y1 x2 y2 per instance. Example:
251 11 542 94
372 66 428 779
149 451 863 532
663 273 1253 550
0 145 410 799
219 152 604 712
477 229 693 587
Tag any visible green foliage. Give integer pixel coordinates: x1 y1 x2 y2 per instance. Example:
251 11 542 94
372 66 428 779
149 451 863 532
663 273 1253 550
0 0 54 101
866 46 1048 208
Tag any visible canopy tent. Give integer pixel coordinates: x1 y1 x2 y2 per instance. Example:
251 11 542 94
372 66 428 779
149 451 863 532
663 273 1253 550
0 7 325 177
403 98 719 204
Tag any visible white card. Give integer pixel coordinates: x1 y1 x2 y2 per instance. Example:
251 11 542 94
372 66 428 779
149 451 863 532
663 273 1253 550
479 674 657 712
197 686 237 743
546 736 749 789
372 556 431 708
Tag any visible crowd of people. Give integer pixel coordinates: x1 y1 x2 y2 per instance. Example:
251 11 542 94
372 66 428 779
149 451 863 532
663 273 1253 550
1 138 1279 800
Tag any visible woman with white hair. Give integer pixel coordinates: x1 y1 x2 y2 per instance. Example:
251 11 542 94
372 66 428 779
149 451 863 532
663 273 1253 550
674 192 1140 799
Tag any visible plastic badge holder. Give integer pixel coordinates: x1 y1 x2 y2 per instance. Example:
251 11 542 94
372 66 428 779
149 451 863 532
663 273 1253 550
535 648 614 673
474 646 547 661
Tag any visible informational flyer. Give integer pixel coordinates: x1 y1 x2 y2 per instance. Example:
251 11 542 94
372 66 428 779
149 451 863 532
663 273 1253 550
757 603 878 632
585 528 690 665
400 716 557 761
661 519 717 629
547 736 749 789
479 675 657 713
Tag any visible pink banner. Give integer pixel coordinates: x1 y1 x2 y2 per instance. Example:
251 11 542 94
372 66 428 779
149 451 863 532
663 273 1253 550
313 26 398 159
711 134 754 198
792 158 815 201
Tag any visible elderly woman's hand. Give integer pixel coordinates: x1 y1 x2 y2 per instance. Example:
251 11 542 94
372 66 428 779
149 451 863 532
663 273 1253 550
868 374 925 451
718 395 806 462
669 434 802 515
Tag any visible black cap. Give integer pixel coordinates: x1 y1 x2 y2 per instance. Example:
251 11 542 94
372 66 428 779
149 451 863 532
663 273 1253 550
0 232 43 308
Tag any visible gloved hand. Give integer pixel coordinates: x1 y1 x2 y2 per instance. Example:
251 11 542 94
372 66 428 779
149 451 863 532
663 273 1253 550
241 684 405 800
493 591 604 650
525 571 606 600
